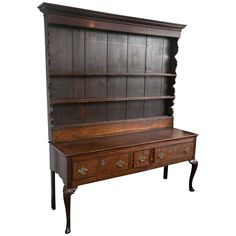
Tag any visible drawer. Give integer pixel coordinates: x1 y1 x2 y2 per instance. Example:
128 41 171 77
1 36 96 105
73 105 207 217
176 142 194 158
134 149 150 168
154 145 175 163
154 141 195 163
73 153 129 180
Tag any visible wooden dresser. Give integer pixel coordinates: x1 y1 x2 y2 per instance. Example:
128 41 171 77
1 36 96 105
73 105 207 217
39 3 198 234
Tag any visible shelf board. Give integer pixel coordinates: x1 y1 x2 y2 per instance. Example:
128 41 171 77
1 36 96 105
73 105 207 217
52 116 172 129
51 96 175 105
49 72 176 77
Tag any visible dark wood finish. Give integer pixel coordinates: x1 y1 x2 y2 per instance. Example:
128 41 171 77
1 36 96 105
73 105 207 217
38 3 186 32
47 14 181 37
46 26 178 126
155 145 176 163
52 117 173 142
189 159 198 192
163 166 168 179
176 142 194 158
134 150 150 168
50 72 176 77
72 155 193 187
73 153 129 180
154 141 194 163
39 3 198 233
51 170 56 210
51 134 196 187
50 145 70 185
63 186 77 234
51 96 175 105
54 128 196 156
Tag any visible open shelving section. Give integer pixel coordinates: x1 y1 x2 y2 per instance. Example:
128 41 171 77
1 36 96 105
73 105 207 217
47 26 178 127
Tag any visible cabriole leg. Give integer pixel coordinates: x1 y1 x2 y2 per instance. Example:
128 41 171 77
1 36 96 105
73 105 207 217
189 159 198 192
163 166 168 179
51 170 56 210
63 186 77 234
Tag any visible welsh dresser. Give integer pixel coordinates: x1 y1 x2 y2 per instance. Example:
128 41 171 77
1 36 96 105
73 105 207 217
38 2 198 234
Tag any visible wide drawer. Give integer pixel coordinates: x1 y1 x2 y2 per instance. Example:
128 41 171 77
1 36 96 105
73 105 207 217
154 141 194 163
73 153 129 180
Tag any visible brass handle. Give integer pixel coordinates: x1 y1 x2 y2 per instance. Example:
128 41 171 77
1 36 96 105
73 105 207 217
116 160 125 168
78 166 88 175
100 159 106 166
138 155 146 163
185 147 191 154
158 152 166 159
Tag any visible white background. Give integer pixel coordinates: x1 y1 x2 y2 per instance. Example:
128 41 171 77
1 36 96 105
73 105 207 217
1 0 236 235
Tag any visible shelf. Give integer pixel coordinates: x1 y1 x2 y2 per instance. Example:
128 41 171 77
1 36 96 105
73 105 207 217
51 96 175 105
49 72 176 77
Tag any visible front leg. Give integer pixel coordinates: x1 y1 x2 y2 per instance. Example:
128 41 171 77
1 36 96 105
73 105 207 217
189 159 198 192
63 186 77 234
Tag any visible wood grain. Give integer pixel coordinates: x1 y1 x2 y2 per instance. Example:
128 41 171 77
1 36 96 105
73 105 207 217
85 30 107 122
127 35 146 118
48 26 73 72
53 128 196 155
107 32 127 120
51 96 175 104
50 72 176 77
39 4 198 235
46 13 183 38
52 117 173 142
73 153 129 180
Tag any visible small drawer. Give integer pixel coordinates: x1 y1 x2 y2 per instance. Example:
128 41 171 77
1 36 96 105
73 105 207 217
134 150 150 168
110 154 129 172
176 142 194 158
73 153 129 180
73 160 96 179
154 145 175 163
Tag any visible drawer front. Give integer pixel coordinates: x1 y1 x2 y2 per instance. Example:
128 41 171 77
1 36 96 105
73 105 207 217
134 149 150 168
73 153 129 180
154 145 176 163
154 141 195 163
176 142 194 158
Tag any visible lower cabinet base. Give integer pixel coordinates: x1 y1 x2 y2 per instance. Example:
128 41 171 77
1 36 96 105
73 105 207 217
49 128 198 233
50 160 198 234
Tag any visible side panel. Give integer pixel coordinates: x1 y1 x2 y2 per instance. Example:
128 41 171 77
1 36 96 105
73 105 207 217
50 145 70 186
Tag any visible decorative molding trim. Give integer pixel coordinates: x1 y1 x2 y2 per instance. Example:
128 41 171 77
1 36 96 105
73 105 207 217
39 3 186 30
38 3 186 37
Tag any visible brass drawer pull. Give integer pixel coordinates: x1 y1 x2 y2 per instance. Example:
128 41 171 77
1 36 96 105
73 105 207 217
78 166 88 175
138 155 146 163
100 159 106 166
158 152 166 159
116 160 125 168
185 147 191 154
